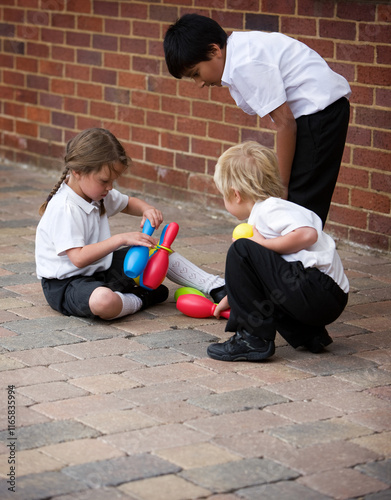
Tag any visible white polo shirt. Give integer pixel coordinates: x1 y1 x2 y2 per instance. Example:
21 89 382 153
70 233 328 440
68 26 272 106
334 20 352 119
35 183 128 279
222 31 351 119
248 198 349 293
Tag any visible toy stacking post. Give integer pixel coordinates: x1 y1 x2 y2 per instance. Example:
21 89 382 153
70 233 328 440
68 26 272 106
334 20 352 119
123 219 155 278
141 222 179 290
176 294 230 319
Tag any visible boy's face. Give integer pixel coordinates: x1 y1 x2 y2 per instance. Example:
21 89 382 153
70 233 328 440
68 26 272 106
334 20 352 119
184 44 225 88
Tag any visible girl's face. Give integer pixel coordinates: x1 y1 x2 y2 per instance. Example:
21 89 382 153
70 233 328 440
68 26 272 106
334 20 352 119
69 162 126 203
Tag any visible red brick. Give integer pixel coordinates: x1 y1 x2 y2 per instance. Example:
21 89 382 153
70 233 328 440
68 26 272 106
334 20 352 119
162 96 191 116
353 148 391 172
351 189 390 214
299 38 334 59
90 101 116 119
94 1 119 17
132 127 159 146
133 21 160 39
359 23 390 43
192 102 223 121
118 72 146 90
209 122 240 143
349 85 374 106
26 10 49 26
133 56 160 75
349 228 389 252
39 60 63 77
320 20 356 40
373 130 391 151
149 5 178 22
78 15 103 32
40 125 62 142
51 78 75 96
228 0 259 13
225 107 258 127
105 19 130 35
16 120 38 137
77 82 102 100
132 91 159 111
298 0 334 17
192 138 223 159
27 41 49 58
77 49 102 66
368 213 391 237
213 10 244 30
64 97 88 114
17 24 39 41
355 107 391 129
65 31 90 47
337 2 376 22
337 43 375 63
91 68 116 85
346 126 371 147
66 0 91 14
262 0 295 14
120 37 146 55
4 70 24 87
0 53 14 68
121 3 147 19
158 167 189 189
103 53 130 71
129 161 158 182
66 64 90 81
329 205 367 229
189 173 219 195
52 45 74 62
376 88 391 107
149 40 164 58
41 28 64 44
378 5 391 22
146 147 174 168
161 132 189 153
27 74 49 91
118 106 144 126
52 13 74 29
357 65 391 86
52 111 75 129
281 17 316 36
4 102 25 119
241 129 275 148
177 117 207 137
147 76 177 96
3 7 25 23
332 185 349 205
93 34 118 52
26 106 50 123
338 166 369 189
176 153 206 174
372 171 391 193
16 56 38 73
0 116 14 132
377 45 391 65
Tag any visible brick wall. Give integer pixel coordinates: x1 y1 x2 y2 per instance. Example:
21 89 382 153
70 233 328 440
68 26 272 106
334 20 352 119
1 0 390 252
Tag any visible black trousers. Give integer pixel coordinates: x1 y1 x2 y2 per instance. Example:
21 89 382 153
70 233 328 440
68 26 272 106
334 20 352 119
224 239 348 348
288 97 350 226
41 248 136 318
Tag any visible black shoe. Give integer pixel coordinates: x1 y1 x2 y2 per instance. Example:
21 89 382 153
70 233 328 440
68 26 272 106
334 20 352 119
133 285 169 310
210 285 227 303
207 330 275 362
304 331 333 353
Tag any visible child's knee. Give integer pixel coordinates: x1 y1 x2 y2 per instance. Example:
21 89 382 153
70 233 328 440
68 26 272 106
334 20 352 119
89 287 119 317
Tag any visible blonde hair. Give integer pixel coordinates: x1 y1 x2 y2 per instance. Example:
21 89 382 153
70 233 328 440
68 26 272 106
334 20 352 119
214 141 284 202
39 128 131 216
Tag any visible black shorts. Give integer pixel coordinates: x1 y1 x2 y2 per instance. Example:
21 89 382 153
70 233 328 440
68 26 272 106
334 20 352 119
41 248 136 318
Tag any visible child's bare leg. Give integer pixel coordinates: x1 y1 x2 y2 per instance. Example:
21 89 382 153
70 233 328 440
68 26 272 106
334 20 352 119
89 287 142 320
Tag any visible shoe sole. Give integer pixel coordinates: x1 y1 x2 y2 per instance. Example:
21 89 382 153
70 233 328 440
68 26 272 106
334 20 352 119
207 342 275 362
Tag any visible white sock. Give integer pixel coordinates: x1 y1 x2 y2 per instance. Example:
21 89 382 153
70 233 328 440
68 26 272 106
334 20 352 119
110 292 143 319
166 252 225 295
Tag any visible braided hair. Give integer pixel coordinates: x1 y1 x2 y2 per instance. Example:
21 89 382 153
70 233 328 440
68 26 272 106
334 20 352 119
39 128 131 216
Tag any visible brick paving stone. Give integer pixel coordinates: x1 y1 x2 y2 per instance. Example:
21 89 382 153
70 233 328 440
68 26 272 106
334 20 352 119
188 387 289 414
289 354 377 376
8 420 100 451
136 400 212 423
237 363 311 385
57 338 141 359
3 449 64 477
263 400 342 423
62 324 131 341
2 365 67 387
17 381 88 403
118 474 211 500
344 408 391 431
236 481 332 500
355 348 391 366
125 347 191 366
40 438 124 466
356 459 391 485
0 354 25 371
180 457 299 493
63 454 180 488
368 385 391 401
1 316 85 335
0 471 85 500
115 380 212 405
154 442 241 469
134 329 219 348
352 432 391 456
101 423 209 454
127 361 213 385
33 393 132 419
69 373 140 394
298 468 389 499
6 347 78 366
0 331 84 351
315 389 391 413
51 488 130 499
187 408 289 437
187 372 263 392
49 355 141 378
268 418 373 447
77 408 159 434
265 440 380 475
334 367 391 388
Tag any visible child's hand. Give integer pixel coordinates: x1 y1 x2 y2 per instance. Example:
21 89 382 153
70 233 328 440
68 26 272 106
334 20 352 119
213 295 229 318
121 232 158 249
250 226 267 246
141 208 163 230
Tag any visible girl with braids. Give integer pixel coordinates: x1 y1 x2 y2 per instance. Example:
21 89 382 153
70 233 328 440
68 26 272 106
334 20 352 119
35 128 225 320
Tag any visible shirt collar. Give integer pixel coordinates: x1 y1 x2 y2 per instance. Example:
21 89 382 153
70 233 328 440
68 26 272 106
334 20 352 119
60 182 100 214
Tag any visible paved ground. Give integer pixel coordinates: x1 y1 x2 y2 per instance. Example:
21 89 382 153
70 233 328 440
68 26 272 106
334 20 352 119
0 161 390 500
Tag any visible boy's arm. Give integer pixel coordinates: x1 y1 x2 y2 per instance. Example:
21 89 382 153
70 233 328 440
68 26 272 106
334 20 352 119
251 226 317 254
269 102 297 200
